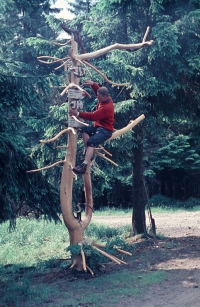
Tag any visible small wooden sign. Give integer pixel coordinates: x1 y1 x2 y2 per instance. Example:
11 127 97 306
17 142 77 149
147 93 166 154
70 100 83 110
68 89 86 100
70 66 86 77
68 118 85 128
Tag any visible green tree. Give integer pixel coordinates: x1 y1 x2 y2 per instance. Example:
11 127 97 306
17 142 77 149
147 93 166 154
66 0 200 234
0 0 63 226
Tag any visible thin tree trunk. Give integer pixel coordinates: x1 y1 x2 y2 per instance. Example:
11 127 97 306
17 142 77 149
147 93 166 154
132 125 146 234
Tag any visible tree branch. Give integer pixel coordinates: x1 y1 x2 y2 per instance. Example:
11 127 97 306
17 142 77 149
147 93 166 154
94 151 118 167
37 56 70 65
78 39 153 61
61 23 87 54
27 160 65 173
92 246 121 264
60 83 91 98
40 127 76 144
71 115 89 126
142 26 150 42
82 60 129 86
107 114 145 141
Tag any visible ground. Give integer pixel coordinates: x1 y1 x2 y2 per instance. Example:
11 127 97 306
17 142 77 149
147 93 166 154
4 211 199 307
93 211 200 306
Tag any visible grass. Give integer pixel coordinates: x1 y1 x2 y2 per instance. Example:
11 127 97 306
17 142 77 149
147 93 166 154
95 204 200 216
151 205 200 213
0 208 179 307
0 218 70 267
95 206 132 216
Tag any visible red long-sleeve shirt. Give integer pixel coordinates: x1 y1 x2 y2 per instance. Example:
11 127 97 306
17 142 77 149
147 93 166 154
79 82 114 131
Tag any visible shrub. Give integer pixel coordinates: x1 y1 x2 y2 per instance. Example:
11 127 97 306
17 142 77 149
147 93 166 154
149 194 200 209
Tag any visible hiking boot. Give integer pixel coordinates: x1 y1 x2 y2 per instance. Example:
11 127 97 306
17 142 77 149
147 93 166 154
72 163 88 175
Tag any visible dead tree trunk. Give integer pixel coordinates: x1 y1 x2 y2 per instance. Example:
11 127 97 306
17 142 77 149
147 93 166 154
59 38 94 271
28 27 153 272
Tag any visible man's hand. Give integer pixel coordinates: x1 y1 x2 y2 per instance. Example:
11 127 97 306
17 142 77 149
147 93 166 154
69 109 79 117
83 80 94 86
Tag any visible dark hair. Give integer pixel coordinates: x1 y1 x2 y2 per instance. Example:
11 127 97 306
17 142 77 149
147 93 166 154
97 87 109 97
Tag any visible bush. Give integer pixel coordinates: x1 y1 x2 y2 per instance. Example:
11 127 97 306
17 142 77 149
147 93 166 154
149 194 200 209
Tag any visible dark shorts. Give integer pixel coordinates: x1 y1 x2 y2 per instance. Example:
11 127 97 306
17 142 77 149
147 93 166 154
81 126 112 147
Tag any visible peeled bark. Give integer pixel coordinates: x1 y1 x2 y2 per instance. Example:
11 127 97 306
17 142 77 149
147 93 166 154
59 39 94 271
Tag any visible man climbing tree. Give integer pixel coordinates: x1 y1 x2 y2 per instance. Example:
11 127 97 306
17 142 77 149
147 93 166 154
30 25 153 272
69 79 114 174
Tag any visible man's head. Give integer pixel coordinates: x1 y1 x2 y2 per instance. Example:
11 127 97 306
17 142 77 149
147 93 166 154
97 87 109 102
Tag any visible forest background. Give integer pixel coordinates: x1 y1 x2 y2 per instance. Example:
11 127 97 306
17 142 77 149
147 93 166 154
1 0 200 227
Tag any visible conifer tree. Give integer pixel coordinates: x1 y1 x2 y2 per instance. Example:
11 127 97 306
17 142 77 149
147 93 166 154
0 0 62 226
66 0 200 234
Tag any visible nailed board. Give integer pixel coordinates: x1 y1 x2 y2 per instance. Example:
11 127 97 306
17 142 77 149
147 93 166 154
68 89 86 100
70 100 83 110
68 118 85 128
70 66 86 77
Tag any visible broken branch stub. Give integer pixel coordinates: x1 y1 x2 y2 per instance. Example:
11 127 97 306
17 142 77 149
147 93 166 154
107 114 145 141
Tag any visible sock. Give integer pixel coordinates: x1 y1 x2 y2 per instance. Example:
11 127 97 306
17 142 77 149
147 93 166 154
83 147 87 155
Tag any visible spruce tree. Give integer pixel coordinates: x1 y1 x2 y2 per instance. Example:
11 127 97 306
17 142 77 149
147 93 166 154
0 0 63 226
66 0 200 234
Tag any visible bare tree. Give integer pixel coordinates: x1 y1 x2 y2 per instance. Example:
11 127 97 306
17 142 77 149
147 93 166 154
28 26 153 273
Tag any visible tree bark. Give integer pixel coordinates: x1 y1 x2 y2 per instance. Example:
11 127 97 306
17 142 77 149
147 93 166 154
132 125 146 234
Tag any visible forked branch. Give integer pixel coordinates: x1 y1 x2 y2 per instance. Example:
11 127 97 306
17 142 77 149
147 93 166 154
94 151 118 167
94 145 112 157
77 38 153 61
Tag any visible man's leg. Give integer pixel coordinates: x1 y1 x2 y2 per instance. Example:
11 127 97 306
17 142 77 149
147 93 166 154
72 127 112 175
72 146 94 175
72 128 95 175
82 132 89 149
84 146 94 163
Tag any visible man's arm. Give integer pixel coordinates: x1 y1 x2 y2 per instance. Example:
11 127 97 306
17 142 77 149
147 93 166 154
69 103 112 120
84 80 100 97
79 104 113 121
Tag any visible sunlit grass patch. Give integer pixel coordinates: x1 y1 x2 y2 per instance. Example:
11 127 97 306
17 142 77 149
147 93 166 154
0 218 70 266
95 206 132 216
85 222 132 241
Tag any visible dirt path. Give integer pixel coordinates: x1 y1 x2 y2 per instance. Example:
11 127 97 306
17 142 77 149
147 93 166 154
31 211 200 307
92 210 200 237
92 211 200 307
